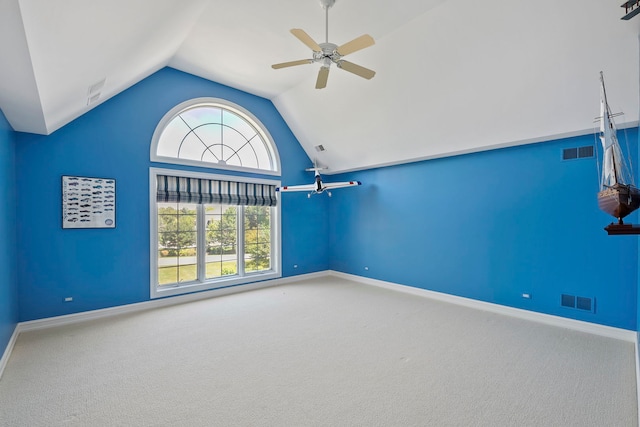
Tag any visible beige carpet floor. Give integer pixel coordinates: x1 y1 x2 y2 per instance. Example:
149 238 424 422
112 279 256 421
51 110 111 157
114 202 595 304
0 276 637 426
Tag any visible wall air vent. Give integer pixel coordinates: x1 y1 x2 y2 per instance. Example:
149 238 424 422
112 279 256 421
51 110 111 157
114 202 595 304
576 296 592 311
561 293 595 313
562 145 594 160
561 294 575 308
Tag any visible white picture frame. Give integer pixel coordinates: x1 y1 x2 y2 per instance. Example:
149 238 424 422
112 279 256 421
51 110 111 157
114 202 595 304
62 176 116 229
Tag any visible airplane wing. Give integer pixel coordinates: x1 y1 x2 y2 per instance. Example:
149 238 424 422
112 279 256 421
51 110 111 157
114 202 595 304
323 181 361 190
276 184 317 192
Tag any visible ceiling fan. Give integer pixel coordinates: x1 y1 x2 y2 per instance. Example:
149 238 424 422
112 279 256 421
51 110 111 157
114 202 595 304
272 0 376 89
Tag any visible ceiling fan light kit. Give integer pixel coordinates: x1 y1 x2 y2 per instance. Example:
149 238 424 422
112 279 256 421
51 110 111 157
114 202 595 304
272 0 376 89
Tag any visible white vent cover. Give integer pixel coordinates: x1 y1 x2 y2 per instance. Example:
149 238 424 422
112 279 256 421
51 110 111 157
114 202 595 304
87 93 101 106
88 78 106 95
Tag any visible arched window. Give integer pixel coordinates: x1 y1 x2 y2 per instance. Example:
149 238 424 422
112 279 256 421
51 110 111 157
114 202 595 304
149 98 281 299
151 98 280 175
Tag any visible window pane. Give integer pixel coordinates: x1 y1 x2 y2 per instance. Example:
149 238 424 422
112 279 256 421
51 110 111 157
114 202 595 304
193 124 223 161
244 205 271 273
222 109 255 139
245 243 270 272
158 266 178 286
222 127 252 167
258 228 270 243
177 232 197 253
206 205 236 252
253 140 273 171
206 257 238 279
235 144 258 169
205 204 237 279
157 202 197 286
157 120 190 158
180 106 222 130
178 264 197 283
155 101 277 172
179 130 217 162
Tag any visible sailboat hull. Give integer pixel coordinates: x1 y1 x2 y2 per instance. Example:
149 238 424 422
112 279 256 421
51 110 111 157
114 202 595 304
597 184 640 221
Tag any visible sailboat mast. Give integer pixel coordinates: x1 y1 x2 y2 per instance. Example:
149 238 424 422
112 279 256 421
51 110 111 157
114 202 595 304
600 72 621 186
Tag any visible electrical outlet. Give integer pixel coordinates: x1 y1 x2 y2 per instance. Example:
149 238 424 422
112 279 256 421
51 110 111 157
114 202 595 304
64 297 73 302
522 293 531 299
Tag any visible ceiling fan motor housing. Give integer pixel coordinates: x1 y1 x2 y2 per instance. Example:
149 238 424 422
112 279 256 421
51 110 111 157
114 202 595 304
314 42 340 64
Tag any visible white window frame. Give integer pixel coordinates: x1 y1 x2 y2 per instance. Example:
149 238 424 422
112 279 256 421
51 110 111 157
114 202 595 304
150 97 281 176
149 167 281 299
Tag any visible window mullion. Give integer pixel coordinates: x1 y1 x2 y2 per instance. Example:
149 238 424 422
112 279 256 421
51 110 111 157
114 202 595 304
237 205 245 276
197 204 206 282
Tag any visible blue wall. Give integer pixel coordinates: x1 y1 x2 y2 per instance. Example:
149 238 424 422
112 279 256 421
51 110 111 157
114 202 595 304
6 66 640 331
329 132 638 330
0 108 17 354
14 67 325 322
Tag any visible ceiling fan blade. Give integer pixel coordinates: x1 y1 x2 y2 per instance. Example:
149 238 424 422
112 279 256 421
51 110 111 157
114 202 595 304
315 66 330 89
291 28 322 52
337 60 376 80
336 34 375 56
272 59 313 69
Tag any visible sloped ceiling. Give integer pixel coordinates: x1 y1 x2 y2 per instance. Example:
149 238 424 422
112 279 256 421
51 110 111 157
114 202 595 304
0 0 639 173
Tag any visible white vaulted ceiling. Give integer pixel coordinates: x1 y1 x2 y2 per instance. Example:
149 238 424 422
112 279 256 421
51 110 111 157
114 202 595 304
0 0 639 172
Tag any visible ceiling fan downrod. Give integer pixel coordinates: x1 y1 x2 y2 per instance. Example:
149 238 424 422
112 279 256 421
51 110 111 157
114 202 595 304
320 0 335 44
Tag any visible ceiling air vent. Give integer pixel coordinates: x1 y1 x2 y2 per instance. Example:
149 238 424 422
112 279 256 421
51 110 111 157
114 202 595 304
314 145 325 152
88 78 106 95
562 145 594 160
87 78 106 106
87 93 101 106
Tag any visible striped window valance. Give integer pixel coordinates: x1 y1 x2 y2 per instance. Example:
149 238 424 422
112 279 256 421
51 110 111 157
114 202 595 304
156 175 277 206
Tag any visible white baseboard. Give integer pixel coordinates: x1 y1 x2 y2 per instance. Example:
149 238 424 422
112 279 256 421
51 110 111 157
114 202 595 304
0 272 327 381
0 325 19 380
15 269 635 340
329 271 637 343
3 270 637 386
18 271 326 333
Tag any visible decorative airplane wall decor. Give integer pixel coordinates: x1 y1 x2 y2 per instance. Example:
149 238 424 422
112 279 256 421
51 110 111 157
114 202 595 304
276 165 361 198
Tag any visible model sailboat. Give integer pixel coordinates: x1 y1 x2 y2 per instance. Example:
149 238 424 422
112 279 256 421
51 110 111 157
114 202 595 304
597 71 640 230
